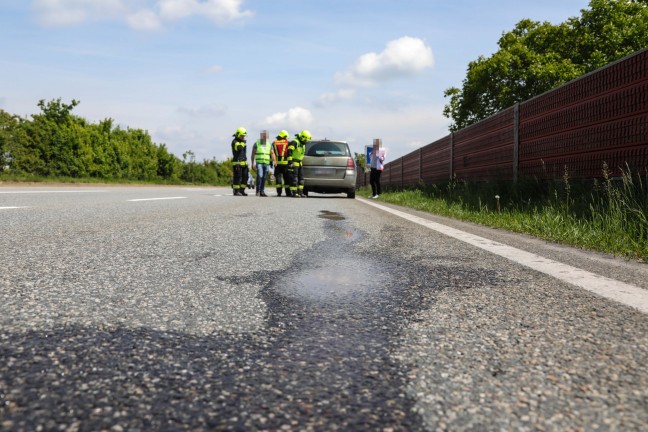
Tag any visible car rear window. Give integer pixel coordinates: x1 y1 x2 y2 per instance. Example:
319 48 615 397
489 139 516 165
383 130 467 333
306 141 350 157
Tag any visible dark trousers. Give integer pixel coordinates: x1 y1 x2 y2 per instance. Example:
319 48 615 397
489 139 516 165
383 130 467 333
370 168 382 196
290 164 304 195
275 164 289 195
233 164 248 190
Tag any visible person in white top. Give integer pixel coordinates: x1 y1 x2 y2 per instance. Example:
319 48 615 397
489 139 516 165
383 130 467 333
369 141 385 199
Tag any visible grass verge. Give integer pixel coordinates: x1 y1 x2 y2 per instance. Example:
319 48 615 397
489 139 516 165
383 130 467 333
362 166 648 262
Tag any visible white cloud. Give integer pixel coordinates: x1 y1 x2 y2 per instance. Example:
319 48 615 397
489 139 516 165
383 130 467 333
315 89 356 107
140 0 253 29
158 0 195 20
33 0 128 26
127 9 162 30
335 36 434 87
263 107 313 130
199 0 253 23
31 0 252 29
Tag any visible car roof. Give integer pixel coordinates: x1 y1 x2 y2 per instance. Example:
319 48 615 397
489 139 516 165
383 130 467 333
310 139 348 144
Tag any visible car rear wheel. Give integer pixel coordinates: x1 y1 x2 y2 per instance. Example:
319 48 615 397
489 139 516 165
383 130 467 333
346 189 355 199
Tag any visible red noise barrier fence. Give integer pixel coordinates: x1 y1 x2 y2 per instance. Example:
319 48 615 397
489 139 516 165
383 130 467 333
358 48 648 188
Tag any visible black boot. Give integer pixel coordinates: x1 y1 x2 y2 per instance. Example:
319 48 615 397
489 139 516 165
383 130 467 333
233 189 240 196
239 188 248 196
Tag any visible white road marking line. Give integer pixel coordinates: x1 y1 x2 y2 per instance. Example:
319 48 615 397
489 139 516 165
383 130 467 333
0 206 25 209
360 199 648 314
128 197 187 202
0 190 107 194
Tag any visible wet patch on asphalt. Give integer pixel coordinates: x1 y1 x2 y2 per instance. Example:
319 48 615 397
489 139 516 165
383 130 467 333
255 214 428 430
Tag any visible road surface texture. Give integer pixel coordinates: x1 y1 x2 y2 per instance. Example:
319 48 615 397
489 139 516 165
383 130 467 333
1 185 647 431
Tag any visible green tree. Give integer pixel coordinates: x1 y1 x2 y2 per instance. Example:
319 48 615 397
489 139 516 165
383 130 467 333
126 128 159 181
443 0 648 130
573 0 648 70
182 150 196 183
1 98 233 184
1 111 42 175
354 152 366 171
85 119 116 178
0 110 18 169
157 144 180 181
19 98 87 177
214 158 233 184
37 98 80 125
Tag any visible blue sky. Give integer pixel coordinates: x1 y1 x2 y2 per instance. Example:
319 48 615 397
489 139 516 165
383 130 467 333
1 0 591 162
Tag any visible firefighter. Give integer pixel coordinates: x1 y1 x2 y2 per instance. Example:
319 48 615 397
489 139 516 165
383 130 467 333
231 127 248 196
272 130 291 197
287 130 311 198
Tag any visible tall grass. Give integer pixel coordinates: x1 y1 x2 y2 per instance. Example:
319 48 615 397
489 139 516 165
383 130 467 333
369 165 648 262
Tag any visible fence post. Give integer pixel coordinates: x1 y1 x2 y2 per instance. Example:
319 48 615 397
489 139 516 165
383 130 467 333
513 103 519 183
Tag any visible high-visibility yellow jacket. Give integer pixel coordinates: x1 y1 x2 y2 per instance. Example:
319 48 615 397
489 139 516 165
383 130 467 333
287 137 306 166
254 139 272 164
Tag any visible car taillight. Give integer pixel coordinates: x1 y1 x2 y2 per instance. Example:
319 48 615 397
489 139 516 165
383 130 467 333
347 158 355 169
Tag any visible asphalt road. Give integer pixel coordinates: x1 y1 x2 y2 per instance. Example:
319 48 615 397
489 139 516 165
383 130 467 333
1 185 647 431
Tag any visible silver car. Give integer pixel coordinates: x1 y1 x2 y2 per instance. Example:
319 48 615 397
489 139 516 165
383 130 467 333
302 139 357 198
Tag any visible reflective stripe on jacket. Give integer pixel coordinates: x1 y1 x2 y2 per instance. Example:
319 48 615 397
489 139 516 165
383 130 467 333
231 137 247 165
287 138 306 163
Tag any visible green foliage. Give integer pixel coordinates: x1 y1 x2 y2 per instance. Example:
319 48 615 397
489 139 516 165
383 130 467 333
0 110 26 170
573 0 648 70
37 98 79 124
444 0 648 130
0 99 232 185
354 152 366 171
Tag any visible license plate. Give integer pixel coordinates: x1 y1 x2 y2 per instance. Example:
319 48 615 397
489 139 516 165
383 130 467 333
312 168 335 176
